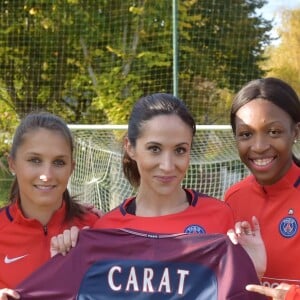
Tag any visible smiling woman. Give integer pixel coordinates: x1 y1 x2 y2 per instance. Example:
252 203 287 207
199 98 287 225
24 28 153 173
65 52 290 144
225 77 300 293
0 111 99 299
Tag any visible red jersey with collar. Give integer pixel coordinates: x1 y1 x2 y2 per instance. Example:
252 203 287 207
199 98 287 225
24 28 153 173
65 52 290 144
225 163 300 288
95 189 234 235
0 201 99 288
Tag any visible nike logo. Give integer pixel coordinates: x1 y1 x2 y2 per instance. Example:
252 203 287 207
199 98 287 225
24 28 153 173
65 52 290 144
4 254 28 264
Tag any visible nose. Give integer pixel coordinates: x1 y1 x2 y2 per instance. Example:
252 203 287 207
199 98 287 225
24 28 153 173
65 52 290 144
251 134 270 153
39 164 53 182
40 174 47 182
159 152 175 172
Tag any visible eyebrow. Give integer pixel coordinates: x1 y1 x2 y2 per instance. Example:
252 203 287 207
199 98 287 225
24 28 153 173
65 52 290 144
236 120 284 127
25 152 69 158
146 141 190 146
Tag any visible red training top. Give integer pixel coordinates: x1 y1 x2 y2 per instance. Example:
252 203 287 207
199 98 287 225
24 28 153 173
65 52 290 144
225 163 300 288
0 201 99 288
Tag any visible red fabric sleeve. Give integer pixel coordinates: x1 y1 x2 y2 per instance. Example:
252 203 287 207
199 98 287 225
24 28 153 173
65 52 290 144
286 285 300 300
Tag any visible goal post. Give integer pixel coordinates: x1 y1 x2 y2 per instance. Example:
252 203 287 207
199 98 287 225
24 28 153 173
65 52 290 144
68 124 300 213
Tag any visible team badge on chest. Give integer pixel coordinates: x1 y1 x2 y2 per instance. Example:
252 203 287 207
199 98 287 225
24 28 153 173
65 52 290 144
279 211 298 238
184 224 206 234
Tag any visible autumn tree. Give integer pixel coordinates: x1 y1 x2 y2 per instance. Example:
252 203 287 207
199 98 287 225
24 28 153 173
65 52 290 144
262 9 300 95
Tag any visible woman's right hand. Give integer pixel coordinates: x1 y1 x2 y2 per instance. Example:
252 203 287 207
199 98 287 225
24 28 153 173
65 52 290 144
246 283 291 300
0 288 20 299
50 226 82 257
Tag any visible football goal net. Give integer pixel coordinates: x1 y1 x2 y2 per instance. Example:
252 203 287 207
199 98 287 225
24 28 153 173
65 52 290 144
68 125 245 212
68 125 300 213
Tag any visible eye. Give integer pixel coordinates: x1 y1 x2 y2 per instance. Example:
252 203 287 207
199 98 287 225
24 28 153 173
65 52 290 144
28 157 41 164
269 129 281 137
175 147 187 155
148 145 160 153
53 159 66 167
236 131 252 140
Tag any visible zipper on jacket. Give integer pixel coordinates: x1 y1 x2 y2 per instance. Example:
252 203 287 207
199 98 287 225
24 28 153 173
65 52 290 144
262 186 267 194
43 225 48 235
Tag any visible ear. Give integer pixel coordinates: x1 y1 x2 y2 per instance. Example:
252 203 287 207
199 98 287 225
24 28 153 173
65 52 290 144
124 136 136 160
7 155 16 175
70 160 76 175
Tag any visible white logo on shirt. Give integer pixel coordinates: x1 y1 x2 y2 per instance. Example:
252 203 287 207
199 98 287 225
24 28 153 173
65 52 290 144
4 254 28 264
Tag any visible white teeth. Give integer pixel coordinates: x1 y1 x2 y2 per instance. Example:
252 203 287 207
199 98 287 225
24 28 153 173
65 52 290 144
253 158 273 166
36 185 53 190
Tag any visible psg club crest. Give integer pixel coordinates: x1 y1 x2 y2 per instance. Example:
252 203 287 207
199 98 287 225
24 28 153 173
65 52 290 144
279 217 298 238
184 224 206 234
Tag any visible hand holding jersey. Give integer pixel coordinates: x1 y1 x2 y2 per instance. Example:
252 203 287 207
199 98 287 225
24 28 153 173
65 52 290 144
50 215 267 280
50 226 81 257
0 288 20 300
227 216 266 279
246 283 292 300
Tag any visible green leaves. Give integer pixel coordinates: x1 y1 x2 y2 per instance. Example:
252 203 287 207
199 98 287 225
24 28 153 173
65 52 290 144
0 0 272 125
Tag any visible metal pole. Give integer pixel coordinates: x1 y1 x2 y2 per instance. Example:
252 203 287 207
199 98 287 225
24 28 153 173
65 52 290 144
172 0 178 97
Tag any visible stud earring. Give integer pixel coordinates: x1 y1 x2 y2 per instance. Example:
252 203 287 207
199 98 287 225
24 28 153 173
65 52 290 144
11 172 15 176
294 139 298 144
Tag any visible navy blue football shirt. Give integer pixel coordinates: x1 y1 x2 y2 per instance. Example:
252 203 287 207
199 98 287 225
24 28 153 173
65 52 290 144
14 228 266 300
